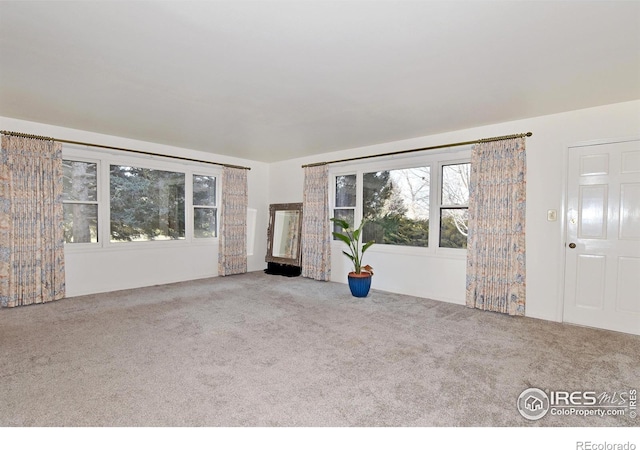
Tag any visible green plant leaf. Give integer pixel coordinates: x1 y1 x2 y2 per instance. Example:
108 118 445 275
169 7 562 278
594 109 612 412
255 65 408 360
362 240 375 253
342 250 355 261
332 232 352 247
330 217 376 274
352 226 361 243
330 217 350 230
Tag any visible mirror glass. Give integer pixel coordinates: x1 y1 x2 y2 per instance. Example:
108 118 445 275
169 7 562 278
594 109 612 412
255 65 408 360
272 210 301 258
266 203 303 267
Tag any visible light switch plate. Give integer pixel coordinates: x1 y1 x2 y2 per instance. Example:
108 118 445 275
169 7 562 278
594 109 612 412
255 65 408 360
547 209 557 221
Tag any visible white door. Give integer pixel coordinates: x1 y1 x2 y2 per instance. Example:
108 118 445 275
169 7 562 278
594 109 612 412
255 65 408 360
563 138 640 335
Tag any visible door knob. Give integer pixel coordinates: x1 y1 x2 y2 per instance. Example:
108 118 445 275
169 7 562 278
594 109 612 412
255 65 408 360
569 243 576 249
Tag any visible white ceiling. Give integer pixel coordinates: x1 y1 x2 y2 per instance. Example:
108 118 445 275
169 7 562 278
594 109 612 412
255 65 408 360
1 1 639 163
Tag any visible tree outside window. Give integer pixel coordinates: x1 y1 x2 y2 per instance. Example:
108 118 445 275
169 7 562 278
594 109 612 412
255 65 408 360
440 163 470 249
62 160 98 243
193 174 217 238
333 174 356 236
109 165 185 242
332 158 470 251
362 167 430 247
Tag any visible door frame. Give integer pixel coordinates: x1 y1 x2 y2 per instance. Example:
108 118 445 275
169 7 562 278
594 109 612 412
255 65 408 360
559 135 640 326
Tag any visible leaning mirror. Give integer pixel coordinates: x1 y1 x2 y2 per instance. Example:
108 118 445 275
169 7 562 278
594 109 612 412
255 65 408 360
266 203 303 272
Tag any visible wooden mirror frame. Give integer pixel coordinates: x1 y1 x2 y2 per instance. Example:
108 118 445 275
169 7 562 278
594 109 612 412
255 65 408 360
266 203 303 267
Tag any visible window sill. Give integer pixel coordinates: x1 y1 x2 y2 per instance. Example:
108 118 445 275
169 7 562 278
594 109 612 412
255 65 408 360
332 241 466 259
64 238 218 253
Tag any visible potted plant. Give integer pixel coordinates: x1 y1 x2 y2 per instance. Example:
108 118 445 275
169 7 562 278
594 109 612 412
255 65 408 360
330 217 375 297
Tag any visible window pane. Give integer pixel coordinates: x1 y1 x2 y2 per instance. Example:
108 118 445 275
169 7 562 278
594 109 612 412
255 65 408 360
362 167 430 247
335 175 356 207
63 204 98 243
110 165 185 242
332 209 355 238
193 175 216 206
194 207 217 238
63 160 97 201
442 163 470 206
440 208 468 249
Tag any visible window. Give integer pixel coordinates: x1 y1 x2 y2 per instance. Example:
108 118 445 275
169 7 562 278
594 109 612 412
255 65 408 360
362 167 430 247
63 151 220 248
193 174 217 238
330 152 470 252
62 159 99 243
110 165 185 242
439 163 470 249
333 174 356 234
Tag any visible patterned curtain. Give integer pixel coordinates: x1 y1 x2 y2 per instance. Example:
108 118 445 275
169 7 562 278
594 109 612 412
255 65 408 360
301 165 331 281
466 137 526 316
218 166 248 276
0 135 65 307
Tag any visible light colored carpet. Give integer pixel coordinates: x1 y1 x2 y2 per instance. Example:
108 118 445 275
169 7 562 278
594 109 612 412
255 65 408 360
0 271 638 427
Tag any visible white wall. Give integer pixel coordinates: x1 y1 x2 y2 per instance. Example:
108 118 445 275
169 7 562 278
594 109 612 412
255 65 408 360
268 100 640 322
3 100 639 315
0 116 270 297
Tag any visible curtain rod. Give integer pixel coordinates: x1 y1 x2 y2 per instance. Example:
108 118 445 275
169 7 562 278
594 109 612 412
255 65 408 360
302 132 533 168
0 130 251 171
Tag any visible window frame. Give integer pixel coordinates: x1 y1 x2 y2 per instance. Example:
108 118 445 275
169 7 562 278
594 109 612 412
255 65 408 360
329 147 471 258
192 173 218 239
108 163 188 243
437 159 471 253
332 172 358 233
61 156 101 248
62 145 221 252
361 164 432 249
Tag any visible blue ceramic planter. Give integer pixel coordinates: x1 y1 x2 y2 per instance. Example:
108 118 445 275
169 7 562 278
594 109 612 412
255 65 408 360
348 273 372 298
